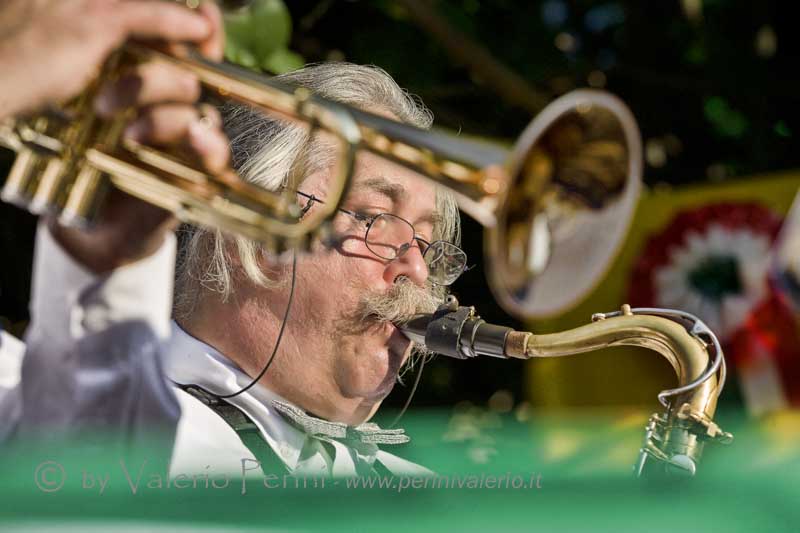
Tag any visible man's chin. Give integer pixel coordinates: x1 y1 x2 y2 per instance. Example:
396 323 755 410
365 335 409 399
363 383 395 404
339 322 412 405
388 322 413 361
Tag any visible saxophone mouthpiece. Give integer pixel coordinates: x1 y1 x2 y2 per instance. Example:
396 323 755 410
399 296 517 360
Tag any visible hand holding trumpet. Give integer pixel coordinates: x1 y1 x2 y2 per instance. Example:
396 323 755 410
0 0 231 272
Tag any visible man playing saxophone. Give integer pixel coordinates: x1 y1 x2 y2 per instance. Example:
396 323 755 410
5 59 464 477
1 1 458 477
0 2 728 480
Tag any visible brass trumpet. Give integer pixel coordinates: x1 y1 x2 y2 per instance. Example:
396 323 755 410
0 44 362 254
0 38 641 320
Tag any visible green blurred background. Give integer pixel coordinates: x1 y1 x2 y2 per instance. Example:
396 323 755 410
3 0 800 417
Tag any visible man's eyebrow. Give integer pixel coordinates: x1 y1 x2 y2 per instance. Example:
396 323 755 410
416 212 443 229
351 175 442 232
351 176 407 204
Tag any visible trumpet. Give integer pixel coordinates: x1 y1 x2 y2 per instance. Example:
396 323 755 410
0 40 641 320
0 44 362 254
402 298 733 476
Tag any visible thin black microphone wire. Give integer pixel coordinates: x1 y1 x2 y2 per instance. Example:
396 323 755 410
214 250 296 399
213 245 428 427
388 351 428 428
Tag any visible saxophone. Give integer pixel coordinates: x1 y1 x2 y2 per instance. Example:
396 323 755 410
401 297 734 476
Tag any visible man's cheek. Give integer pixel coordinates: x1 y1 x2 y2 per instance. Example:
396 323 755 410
343 347 389 385
338 236 368 257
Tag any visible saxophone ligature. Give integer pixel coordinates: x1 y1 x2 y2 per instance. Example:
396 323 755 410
401 297 733 476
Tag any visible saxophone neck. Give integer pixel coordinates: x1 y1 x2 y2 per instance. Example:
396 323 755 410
524 305 723 415
525 304 734 476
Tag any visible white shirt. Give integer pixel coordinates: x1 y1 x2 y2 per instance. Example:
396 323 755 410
2 222 180 443
0 330 24 388
0 329 24 442
165 322 432 478
1 223 431 478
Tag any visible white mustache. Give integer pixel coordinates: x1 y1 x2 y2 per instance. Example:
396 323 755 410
357 279 443 327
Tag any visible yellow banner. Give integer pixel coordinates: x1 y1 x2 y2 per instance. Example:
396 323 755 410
526 170 800 408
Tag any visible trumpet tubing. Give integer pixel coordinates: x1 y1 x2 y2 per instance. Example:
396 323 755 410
0 46 642 322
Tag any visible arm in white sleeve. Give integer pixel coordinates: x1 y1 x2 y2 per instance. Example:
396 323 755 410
17 222 181 444
0 331 25 442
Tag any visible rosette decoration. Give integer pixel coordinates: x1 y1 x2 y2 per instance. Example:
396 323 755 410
628 202 800 415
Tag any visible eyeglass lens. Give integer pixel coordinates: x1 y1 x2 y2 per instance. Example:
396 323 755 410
365 214 465 285
364 213 412 260
423 241 467 284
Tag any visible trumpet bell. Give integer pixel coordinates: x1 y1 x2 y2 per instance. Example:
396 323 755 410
487 90 642 318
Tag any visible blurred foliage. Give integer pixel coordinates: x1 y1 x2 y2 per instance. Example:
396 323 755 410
223 0 304 72
286 0 800 187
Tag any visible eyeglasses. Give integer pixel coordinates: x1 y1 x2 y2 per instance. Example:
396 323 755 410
296 191 467 286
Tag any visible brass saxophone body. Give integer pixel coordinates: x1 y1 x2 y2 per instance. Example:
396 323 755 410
402 300 733 476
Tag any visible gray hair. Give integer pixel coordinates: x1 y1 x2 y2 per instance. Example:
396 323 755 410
174 62 461 319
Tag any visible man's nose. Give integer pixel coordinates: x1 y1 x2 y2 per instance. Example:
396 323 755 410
384 242 429 286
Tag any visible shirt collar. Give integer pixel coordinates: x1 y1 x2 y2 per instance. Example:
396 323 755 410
163 320 308 470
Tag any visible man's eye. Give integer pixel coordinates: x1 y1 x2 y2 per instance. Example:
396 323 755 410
349 211 375 223
415 224 434 242
350 207 387 218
